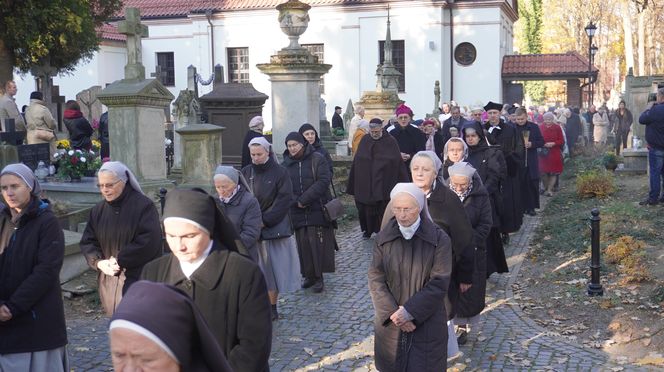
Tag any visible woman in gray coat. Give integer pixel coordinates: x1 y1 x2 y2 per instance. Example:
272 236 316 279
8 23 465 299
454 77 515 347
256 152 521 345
214 166 262 263
369 183 452 372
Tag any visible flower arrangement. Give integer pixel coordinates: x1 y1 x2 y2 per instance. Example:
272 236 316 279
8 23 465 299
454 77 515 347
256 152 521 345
92 139 102 153
56 139 71 150
54 149 96 179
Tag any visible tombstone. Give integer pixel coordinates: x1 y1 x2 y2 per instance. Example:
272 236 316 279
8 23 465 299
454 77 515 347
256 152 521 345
256 0 331 154
76 86 103 124
0 119 24 168
200 64 268 166
176 123 224 189
17 143 50 171
172 89 200 168
152 65 173 122
97 7 174 184
342 99 354 131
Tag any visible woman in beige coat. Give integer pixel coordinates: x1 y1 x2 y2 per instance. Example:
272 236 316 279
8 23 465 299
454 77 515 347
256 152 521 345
592 106 610 147
25 91 57 157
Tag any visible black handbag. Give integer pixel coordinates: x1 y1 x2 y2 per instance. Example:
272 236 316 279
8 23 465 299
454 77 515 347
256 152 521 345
323 182 343 223
260 215 293 240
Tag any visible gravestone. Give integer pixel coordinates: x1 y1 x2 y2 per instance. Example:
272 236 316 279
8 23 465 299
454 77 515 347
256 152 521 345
172 88 200 168
76 86 103 124
0 119 25 168
17 143 50 171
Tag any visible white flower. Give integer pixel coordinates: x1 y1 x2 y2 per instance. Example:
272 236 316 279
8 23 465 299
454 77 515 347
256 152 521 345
80 157 87 163
75 150 82 154
53 152 60 159
68 150 74 156
165 139 173 146
89 150 95 154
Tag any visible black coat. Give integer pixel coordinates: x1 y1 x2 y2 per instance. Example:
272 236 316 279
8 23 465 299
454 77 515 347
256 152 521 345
80 185 163 315
484 119 524 177
241 157 293 229
312 140 334 177
64 115 94 150
332 112 343 130
441 117 471 145
466 141 506 229
565 113 583 150
141 242 272 372
0 198 67 353
216 185 262 262
241 131 265 169
387 123 427 167
282 144 332 229
369 216 452 372
515 121 545 180
98 112 109 158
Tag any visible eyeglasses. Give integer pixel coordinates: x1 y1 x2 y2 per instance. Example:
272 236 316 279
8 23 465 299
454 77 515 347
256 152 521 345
96 179 122 189
391 207 418 214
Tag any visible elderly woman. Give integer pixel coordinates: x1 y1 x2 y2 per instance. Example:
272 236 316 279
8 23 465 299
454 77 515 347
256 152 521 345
0 164 68 371
538 112 565 197
110 281 232 372
141 189 272 372
369 183 452 371
347 119 409 238
241 137 300 320
241 116 265 168
283 132 337 293
593 106 611 147
299 123 334 176
462 122 509 277
447 162 493 344
387 104 427 168
442 137 468 179
351 119 371 155
80 161 163 316
214 165 262 263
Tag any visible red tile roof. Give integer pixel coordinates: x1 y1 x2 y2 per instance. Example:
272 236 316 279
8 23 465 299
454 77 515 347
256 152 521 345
502 52 598 79
118 0 394 18
98 24 126 42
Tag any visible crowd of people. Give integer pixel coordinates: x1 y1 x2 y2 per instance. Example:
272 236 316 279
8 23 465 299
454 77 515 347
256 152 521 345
2 87 661 371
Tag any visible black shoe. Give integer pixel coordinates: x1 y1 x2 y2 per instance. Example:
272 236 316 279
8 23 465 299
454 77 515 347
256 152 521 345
302 277 316 289
312 278 324 293
362 231 371 238
639 199 659 206
526 209 537 216
271 305 279 321
501 233 510 245
457 329 468 345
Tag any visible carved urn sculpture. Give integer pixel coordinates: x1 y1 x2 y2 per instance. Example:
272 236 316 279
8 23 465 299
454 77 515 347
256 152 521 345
277 0 311 50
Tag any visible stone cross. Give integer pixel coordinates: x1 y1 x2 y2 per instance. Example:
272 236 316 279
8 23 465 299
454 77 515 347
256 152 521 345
118 8 148 80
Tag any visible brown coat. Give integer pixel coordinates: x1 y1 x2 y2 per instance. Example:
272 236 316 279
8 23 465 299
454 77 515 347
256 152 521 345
25 99 57 155
368 217 452 372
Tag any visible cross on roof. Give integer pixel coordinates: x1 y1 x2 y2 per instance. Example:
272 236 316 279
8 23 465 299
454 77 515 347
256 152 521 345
118 7 149 80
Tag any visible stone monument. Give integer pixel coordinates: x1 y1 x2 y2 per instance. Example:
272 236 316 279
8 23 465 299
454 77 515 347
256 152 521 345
97 8 174 184
76 86 103 124
172 88 200 168
357 7 403 121
257 0 332 154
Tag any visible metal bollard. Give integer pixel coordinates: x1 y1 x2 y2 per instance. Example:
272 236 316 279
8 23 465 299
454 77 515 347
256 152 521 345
159 188 168 215
158 188 169 255
587 208 604 296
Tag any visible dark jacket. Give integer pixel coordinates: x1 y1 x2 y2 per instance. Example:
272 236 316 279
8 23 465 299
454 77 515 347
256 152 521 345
216 185 262 262
80 184 163 316
484 119 524 177
241 157 293 229
0 198 67 353
428 181 474 284
63 109 94 150
99 111 109 158
332 112 343 130
462 176 493 251
241 131 265 169
282 144 332 229
515 121 545 180
368 216 452 372
612 109 633 134
441 117 471 145
639 103 664 150
387 123 427 167
346 133 409 204
141 242 272 372
565 113 583 149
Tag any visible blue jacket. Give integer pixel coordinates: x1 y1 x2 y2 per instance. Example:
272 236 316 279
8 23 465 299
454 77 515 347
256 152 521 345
639 103 664 150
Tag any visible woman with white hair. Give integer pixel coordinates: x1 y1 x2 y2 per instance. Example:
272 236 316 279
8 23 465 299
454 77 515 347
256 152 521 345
241 116 265 168
213 165 262 263
80 161 163 316
369 183 452 371
538 112 565 196
0 164 68 371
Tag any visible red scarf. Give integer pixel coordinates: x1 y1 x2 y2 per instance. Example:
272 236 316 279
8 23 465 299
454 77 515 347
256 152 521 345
63 109 83 120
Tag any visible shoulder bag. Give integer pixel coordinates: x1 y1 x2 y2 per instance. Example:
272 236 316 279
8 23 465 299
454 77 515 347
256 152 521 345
311 155 344 223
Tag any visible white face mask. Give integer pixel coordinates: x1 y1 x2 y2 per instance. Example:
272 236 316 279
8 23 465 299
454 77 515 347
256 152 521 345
398 216 421 240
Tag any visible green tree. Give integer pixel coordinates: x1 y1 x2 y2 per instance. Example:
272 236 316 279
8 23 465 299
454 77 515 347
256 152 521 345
517 0 545 103
0 0 123 87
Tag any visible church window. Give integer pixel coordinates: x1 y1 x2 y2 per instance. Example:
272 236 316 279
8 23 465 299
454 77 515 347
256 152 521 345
302 43 325 94
379 40 405 92
156 52 175 86
227 47 250 83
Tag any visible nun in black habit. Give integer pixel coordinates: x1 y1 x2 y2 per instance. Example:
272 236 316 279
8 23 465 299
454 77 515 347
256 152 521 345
141 188 272 372
110 280 233 372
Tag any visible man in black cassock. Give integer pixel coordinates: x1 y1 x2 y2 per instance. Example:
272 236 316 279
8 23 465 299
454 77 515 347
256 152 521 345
332 105 344 130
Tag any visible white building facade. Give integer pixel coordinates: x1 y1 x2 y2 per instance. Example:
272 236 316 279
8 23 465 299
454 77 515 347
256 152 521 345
13 0 517 127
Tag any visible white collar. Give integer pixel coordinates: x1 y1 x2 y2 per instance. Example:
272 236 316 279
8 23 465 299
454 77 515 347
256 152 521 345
179 240 213 279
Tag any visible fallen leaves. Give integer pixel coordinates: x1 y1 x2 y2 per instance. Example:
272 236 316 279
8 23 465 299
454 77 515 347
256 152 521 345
635 353 664 366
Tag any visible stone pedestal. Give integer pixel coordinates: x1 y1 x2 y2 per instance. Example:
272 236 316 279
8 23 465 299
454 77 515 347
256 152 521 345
624 70 664 144
0 145 18 169
176 124 224 188
98 79 174 181
257 54 331 154
357 91 403 122
616 148 648 175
